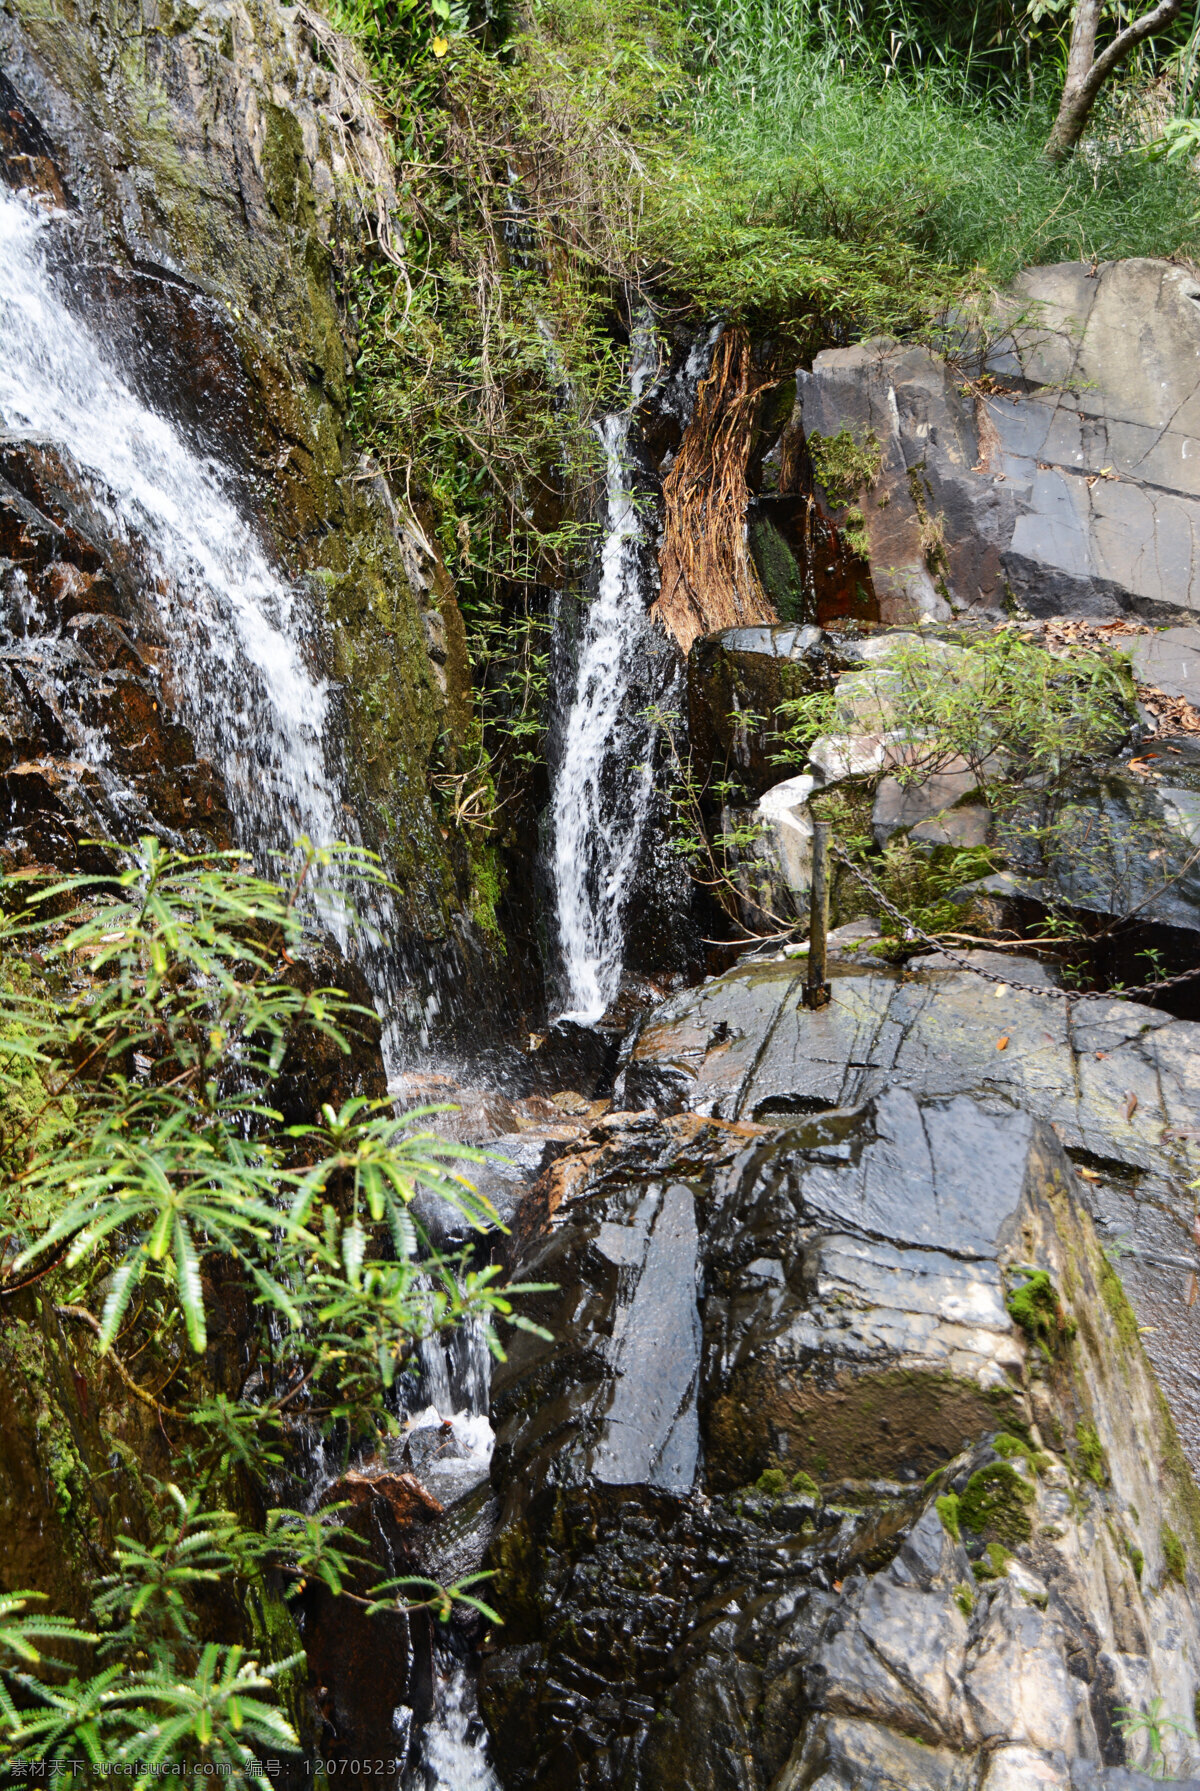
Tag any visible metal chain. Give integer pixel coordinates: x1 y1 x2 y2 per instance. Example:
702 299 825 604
828 842 1200 1005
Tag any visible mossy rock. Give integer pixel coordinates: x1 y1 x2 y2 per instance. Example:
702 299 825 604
959 1461 1035 1548
1006 1268 1074 1359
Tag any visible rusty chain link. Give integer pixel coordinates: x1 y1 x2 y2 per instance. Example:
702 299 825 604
828 842 1200 1005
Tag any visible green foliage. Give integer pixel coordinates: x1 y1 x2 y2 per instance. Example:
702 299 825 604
807 429 882 509
791 1469 821 1500
1006 1268 1074 1360
953 1580 975 1618
958 1460 1035 1547
0 840 516 1370
687 0 1200 285
882 632 1133 800
0 841 539 1765
1129 1539 1146 1582
1115 1696 1196 1780
1162 1523 1188 1586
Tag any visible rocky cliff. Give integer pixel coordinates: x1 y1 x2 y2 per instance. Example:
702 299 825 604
0 0 478 958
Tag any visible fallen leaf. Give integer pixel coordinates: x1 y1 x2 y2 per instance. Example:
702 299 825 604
996 1036 1009 1050
1192 1215 1200 1249
432 32 449 54
1124 1092 1139 1122
1188 1272 1197 1308
1078 1168 1101 1182
1095 1051 1108 1060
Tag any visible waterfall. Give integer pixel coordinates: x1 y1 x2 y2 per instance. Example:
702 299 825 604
550 339 660 1022
0 186 347 873
419 1665 498 1791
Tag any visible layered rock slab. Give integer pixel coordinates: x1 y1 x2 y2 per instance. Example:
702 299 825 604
799 259 1200 624
482 1094 1200 1789
616 954 1200 1472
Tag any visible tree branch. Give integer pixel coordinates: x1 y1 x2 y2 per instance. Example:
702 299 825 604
1045 0 1184 161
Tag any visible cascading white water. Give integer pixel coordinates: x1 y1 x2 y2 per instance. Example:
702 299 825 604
0 185 342 877
550 347 659 1022
420 1665 498 1791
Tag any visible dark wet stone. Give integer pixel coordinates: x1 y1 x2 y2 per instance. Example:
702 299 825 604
688 623 854 799
482 1086 1200 1789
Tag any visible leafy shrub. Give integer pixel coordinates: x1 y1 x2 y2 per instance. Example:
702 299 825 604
0 839 541 1766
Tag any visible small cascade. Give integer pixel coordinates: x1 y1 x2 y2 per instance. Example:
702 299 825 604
403 1321 499 1789
0 186 421 1050
549 338 661 1022
0 186 342 872
418 1664 498 1791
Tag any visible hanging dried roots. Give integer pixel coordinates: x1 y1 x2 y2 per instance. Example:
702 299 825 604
652 328 778 653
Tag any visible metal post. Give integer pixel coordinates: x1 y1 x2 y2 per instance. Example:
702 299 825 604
804 821 831 1010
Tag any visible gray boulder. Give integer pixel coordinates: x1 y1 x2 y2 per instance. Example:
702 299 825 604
798 260 1200 625
615 951 1200 1473
1130 627 1200 708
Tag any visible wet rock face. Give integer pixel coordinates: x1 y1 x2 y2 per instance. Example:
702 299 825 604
687 623 856 801
482 1096 1200 1789
0 433 233 868
798 258 1200 625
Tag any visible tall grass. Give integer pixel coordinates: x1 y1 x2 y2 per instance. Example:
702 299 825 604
684 0 1200 281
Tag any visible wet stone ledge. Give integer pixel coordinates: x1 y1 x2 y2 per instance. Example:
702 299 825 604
481 1081 1200 1789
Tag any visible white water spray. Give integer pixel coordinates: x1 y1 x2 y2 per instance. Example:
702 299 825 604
550 340 660 1022
0 186 342 868
421 1664 499 1791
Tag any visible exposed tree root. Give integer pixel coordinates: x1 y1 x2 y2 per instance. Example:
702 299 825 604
653 328 779 653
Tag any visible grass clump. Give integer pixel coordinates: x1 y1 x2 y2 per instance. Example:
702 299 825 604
791 1470 821 1501
756 1467 788 1498
808 428 882 509
954 1581 975 1618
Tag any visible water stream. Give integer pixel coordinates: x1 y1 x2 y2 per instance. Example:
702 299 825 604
549 342 660 1022
0 186 344 869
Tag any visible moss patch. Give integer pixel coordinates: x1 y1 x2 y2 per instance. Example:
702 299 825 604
1075 1421 1106 1487
959 1461 1035 1547
1006 1269 1073 1359
936 1493 961 1543
1098 1253 1141 1352
1162 1524 1187 1586
972 1541 1012 1582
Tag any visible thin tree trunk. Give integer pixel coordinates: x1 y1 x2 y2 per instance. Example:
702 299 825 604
1044 0 1183 163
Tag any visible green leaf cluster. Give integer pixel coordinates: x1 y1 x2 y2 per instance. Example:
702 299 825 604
0 839 541 1766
